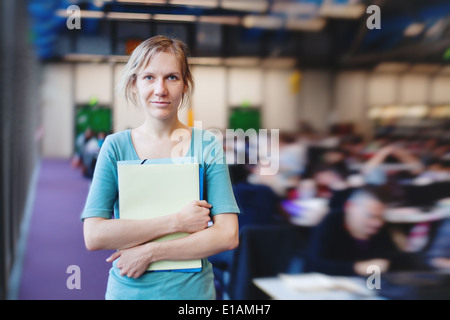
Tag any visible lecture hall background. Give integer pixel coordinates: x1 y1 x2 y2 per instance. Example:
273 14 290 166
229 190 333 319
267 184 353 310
2 0 450 300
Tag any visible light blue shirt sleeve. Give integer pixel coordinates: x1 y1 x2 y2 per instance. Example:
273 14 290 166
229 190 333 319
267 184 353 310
193 128 240 216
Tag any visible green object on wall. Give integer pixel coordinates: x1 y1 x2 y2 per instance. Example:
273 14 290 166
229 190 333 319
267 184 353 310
76 105 112 136
229 107 261 131
444 47 450 61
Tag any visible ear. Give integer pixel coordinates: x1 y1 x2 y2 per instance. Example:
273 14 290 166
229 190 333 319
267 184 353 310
131 80 138 94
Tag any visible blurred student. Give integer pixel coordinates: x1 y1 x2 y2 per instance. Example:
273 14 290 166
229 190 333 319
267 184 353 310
209 163 288 298
81 35 239 300
304 186 403 276
362 143 424 185
311 162 355 214
229 164 288 227
72 127 95 171
425 218 450 270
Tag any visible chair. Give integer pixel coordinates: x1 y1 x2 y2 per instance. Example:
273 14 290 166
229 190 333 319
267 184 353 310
227 225 310 300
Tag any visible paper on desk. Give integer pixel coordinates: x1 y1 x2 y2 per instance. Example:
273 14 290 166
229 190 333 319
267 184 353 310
278 273 375 296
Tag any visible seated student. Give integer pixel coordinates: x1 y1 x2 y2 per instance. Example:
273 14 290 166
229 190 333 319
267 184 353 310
304 186 407 276
229 164 289 227
209 164 287 298
425 218 450 270
311 162 355 214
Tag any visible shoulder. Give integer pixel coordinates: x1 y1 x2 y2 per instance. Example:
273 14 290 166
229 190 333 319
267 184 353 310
101 130 131 150
104 130 130 145
98 130 134 160
314 210 345 235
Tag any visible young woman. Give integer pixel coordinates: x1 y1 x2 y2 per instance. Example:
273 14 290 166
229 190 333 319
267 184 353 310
81 35 240 300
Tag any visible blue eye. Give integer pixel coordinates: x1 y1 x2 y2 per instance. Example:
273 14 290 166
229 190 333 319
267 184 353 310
168 75 178 80
144 75 153 80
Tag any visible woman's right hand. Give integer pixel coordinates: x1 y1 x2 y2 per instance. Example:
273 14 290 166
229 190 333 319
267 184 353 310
176 200 212 234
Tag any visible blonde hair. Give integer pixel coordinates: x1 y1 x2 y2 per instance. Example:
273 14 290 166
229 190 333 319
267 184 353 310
117 35 194 109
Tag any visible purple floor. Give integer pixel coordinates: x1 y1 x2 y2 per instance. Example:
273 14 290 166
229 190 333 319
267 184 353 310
17 158 113 300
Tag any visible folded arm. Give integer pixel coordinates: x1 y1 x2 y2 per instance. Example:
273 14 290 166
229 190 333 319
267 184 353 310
107 213 239 278
83 200 212 251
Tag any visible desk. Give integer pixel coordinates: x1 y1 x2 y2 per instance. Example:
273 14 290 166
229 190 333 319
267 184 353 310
253 273 382 300
253 271 450 300
384 207 450 252
349 163 422 172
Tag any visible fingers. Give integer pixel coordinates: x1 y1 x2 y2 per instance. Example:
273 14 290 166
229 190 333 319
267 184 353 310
107 251 144 278
106 250 121 263
195 200 212 208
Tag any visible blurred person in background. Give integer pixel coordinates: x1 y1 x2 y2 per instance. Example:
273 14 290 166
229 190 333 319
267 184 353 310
72 127 100 178
81 131 101 179
311 162 356 215
304 186 409 276
425 218 450 270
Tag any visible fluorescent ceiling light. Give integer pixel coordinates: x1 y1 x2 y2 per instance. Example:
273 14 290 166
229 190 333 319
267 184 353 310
318 3 365 19
116 0 167 4
404 23 425 37
286 18 326 31
243 15 284 29
106 12 152 20
381 105 406 118
406 105 428 118
368 106 383 119
221 0 268 13
169 0 218 8
56 9 105 18
430 105 450 118
153 14 197 22
198 15 241 25
272 1 318 17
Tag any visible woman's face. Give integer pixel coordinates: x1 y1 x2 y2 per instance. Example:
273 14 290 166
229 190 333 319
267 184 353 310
134 51 186 121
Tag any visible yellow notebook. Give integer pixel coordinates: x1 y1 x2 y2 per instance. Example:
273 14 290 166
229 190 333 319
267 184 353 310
117 159 202 272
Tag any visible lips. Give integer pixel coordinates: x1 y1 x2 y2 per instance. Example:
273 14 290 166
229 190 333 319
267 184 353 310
150 101 171 107
150 101 170 104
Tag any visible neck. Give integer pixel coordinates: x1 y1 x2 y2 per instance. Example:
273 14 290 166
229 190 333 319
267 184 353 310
140 116 187 139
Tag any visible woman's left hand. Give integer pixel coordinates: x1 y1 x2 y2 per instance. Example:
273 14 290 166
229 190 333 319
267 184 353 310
106 243 155 278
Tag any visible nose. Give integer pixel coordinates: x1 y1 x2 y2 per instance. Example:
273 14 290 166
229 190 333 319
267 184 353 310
154 79 167 97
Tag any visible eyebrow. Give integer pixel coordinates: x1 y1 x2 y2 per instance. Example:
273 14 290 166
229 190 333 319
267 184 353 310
138 72 181 76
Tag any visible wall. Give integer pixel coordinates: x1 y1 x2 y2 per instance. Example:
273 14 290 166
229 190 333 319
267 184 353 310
40 62 304 157
41 64 75 158
298 70 333 133
39 62 450 158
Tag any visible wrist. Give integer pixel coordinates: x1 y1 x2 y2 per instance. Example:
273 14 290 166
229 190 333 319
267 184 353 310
170 212 182 233
146 241 163 263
